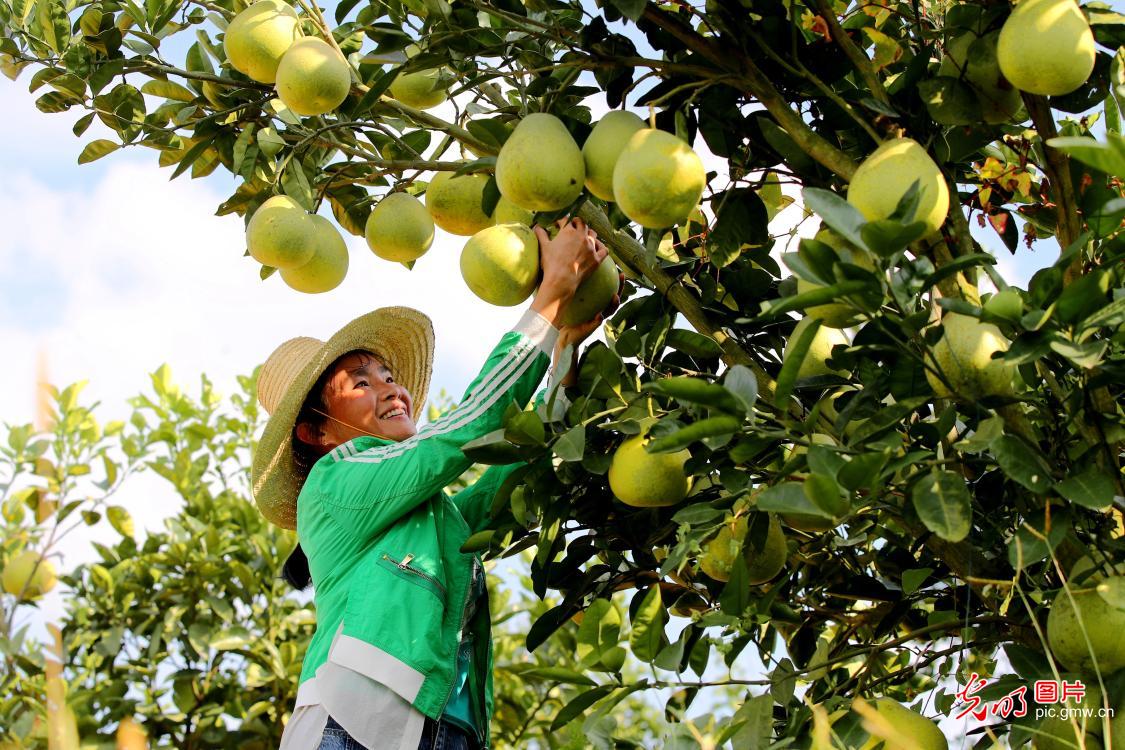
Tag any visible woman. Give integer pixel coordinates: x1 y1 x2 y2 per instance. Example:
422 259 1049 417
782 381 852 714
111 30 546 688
250 218 612 750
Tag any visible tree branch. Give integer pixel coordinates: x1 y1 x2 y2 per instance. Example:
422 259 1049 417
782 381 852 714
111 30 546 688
641 3 858 181
811 0 891 106
1024 93 1083 281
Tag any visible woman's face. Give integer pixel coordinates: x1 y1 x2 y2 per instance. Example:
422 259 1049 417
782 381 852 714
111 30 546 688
312 350 417 448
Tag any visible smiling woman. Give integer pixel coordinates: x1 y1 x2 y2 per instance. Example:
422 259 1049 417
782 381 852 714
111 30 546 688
249 218 618 750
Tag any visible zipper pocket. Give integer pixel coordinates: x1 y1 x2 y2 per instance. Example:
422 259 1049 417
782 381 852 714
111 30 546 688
378 553 446 600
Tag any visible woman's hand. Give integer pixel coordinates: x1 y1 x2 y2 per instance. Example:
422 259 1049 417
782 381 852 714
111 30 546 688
530 217 606 327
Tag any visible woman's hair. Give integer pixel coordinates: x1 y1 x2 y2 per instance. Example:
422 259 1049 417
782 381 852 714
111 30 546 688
283 348 374 591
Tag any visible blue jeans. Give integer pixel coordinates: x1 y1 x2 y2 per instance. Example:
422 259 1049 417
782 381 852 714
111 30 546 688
318 715 477 750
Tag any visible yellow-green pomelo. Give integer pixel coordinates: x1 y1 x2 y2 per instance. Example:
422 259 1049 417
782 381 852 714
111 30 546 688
1032 677 1106 750
275 37 351 117
280 215 349 293
559 256 618 326
582 110 645 202
246 195 317 269
1047 564 1125 675
613 128 706 229
491 196 533 226
608 433 691 508
495 113 585 211
856 698 948 750
364 192 434 263
426 172 493 236
460 223 540 306
796 229 877 328
998 0 1096 97
847 138 950 235
783 317 850 379
925 313 1015 399
389 68 447 109
223 0 300 84
699 514 786 584
2 550 57 599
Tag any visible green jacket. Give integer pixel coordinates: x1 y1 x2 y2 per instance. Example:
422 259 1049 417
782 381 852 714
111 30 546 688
295 311 556 748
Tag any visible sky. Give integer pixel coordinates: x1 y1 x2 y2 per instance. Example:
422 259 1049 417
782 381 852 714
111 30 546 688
0 16 1063 741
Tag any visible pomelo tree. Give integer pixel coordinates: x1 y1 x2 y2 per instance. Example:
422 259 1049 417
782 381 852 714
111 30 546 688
2 0 1125 745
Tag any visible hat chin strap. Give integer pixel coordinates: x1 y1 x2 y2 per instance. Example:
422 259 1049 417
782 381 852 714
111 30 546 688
310 407 398 444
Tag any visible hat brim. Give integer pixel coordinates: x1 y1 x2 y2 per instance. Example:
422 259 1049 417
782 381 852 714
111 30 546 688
251 307 435 530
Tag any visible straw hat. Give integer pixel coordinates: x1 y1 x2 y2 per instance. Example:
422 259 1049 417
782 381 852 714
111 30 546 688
251 307 434 529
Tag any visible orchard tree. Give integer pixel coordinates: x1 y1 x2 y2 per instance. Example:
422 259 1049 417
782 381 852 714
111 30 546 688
2 0 1125 746
1 376 675 749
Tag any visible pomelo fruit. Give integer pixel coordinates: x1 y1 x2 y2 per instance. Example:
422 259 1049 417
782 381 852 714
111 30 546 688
924 313 1015 400
491 196 533 226
559 256 618 326
280 214 349 293
847 138 950 235
223 0 300 84
275 37 351 116
364 192 434 263
855 698 948 750
2 550 57 599
495 113 585 211
460 223 540 306
246 195 317 269
613 128 706 229
998 0 1095 97
608 432 691 507
389 68 447 109
783 317 850 379
796 229 877 328
1047 562 1125 675
426 172 493 236
582 110 645 202
700 513 787 584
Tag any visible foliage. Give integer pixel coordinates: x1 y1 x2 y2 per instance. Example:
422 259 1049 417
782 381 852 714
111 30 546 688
1 0 1125 745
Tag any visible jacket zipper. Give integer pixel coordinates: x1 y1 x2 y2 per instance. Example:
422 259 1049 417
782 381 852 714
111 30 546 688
381 553 446 597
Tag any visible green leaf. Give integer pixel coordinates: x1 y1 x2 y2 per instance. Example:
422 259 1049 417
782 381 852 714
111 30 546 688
549 685 616 731
170 137 215 180
911 470 971 542
459 530 494 553
664 328 723 358
629 586 667 663
646 415 740 453
860 218 926 257
461 428 525 464
719 555 750 615
607 0 646 22
803 473 848 517
281 159 315 211
1055 466 1116 510
802 187 869 251
756 482 832 518
991 435 1054 494
141 79 197 102
107 506 134 538
723 365 758 413
35 0 69 53
504 411 545 446
210 626 250 650
1047 133 1125 177
520 667 598 685
553 425 585 462
642 377 743 415
78 139 119 165
901 567 933 595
